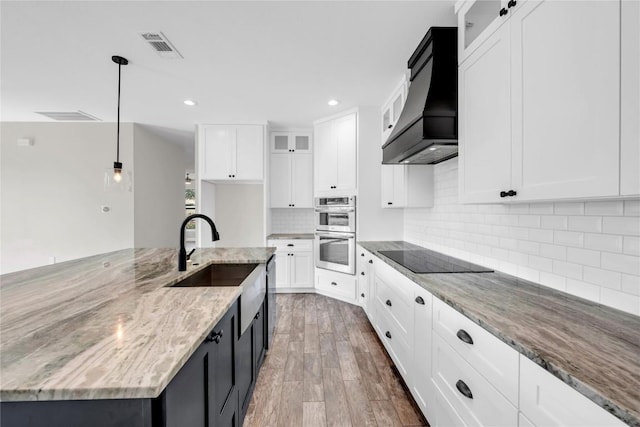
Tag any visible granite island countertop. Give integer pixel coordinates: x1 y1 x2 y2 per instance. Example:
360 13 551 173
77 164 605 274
360 241 640 427
0 247 275 402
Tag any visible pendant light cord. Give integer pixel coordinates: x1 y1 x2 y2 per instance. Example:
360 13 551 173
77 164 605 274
116 61 121 163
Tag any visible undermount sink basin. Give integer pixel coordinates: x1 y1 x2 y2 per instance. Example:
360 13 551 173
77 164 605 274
171 263 259 287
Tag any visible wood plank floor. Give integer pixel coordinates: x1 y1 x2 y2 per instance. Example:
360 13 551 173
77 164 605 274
244 293 429 427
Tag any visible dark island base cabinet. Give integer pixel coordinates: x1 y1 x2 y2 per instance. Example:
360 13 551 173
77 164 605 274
0 298 269 427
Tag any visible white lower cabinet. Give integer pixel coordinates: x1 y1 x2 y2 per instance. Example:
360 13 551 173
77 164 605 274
411 286 433 416
356 246 374 317
268 239 313 290
315 268 357 304
519 356 626 427
432 332 518 427
434 384 468 427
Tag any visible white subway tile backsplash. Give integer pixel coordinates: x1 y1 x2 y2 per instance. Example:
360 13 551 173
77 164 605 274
566 279 601 303
519 215 541 228
622 274 640 296
403 159 640 315
270 208 314 234
602 216 640 236
566 247 600 268
623 237 640 256
600 288 640 315
583 233 623 253
601 252 640 276
624 200 640 216
567 216 602 233
584 201 624 216
583 266 621 290
539 243 567 260
552 260 583 280
553 230 584 247
541 215 568 230
554 202 585 215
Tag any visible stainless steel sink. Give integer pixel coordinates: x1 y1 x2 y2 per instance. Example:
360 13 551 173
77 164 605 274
171 263 258 287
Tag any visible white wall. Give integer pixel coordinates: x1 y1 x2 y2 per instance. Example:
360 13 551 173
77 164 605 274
133 124 187 248
404 158 640 316
0 122 134 274
205 183 264 248
357 107 404 241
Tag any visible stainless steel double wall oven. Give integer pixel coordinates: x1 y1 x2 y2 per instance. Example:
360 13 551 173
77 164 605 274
314 196 356 275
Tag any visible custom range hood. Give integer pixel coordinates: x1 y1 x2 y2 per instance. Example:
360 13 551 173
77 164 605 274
382 27 458 164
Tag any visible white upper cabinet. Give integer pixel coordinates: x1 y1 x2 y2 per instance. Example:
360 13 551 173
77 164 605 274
199 124 264 181
269 131 313 208
381 79 408 145
314 112 357 196
381 165 434 208
458 0 626 203
458 22 511 204
621 0 640 196
270 131 312 154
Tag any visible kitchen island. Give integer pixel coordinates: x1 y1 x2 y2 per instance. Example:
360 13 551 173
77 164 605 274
0 247 275 426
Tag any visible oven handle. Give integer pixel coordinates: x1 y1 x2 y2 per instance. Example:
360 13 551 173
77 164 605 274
314 208 355 213
314 232 355 239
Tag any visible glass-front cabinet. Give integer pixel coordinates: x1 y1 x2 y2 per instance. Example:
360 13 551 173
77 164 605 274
457 0 521 64
381 78 408 145
270 131 312 153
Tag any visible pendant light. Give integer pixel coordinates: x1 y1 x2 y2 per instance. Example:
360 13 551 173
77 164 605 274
104 55 132 192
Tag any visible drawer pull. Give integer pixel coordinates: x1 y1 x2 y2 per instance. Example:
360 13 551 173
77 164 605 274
456 329 474 345
361 293 365 298
455 380 473 399
331 281 337 286
385 299 392 307
207 329 224 344
287 244 294 247
385 331 392 339
361 272 365 276
368 260 373 264
361 253 365 257
415 296 425 305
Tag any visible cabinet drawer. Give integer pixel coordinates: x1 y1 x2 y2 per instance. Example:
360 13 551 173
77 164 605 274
316 272 357 301
519 356 626 427
372 300 412 379
433 380 468 427
432 333 518 427
268 239 313 252
374 260 415 302
433 297 519 405
373 275 412 342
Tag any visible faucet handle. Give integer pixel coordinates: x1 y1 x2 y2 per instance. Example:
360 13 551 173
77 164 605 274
186 248 196 260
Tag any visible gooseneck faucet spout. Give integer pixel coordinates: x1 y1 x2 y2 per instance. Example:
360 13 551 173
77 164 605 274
179 214 220 271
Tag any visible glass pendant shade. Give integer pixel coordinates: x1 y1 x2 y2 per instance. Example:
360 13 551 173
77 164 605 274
104 162 132 192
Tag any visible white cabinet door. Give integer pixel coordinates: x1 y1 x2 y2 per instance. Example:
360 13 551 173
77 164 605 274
458 23 511 203
314 120 337 192
519 356 626 427
291 252 314 288
411 286 432 416
271 132 291 153
510 0 620 200
381 165 396 207
335 113 357 192
291 154 313 208
275 252 290 289
292 133 312 154
621 0 640 196
202 125 234 180
270 154 291 208
235 125 264 180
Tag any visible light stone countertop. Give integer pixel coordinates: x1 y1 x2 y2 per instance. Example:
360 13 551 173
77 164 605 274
359 241 640 427
267 233 315 240
0 247 275 402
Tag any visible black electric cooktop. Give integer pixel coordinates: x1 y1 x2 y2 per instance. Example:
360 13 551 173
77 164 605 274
378 249 494 274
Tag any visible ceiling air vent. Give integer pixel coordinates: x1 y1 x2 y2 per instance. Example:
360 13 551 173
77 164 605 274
35 111 101 121
139 32 183 59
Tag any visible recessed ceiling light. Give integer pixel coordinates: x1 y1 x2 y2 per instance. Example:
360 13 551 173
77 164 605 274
184 99 197 106
328 99 340 106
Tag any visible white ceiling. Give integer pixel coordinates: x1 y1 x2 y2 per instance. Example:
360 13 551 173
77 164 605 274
1 1 456 160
